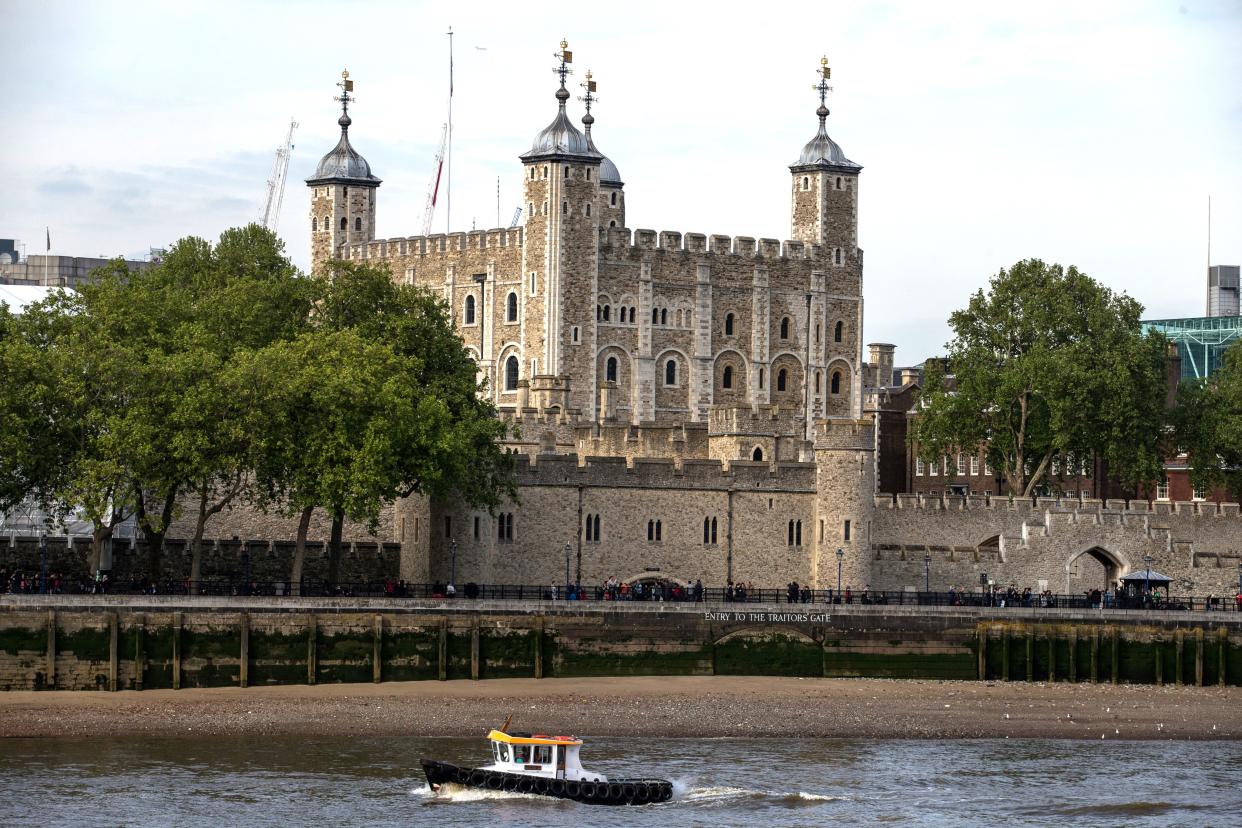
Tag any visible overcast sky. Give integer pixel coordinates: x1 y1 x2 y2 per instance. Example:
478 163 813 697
3 0 1240 360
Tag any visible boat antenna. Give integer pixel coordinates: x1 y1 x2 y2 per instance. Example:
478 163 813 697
501 712 513 733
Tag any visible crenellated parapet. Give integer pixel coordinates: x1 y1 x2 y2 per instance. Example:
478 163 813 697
874 492 1242 519
340 226 525 262
599 225 832 263
708 404 806 436
508 451 816 491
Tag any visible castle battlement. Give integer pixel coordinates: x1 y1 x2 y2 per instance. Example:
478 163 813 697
510 451 816 490
340 226 526 262
600 226 828 262
875 492 1242 519
708 404 805 435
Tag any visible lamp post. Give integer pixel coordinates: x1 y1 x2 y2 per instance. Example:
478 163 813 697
1237 560 1242 597
39 533 48 595
923 551 931 595
564 543 571 598
836 548 844 598
449 538 457 590
1143 553 1153 598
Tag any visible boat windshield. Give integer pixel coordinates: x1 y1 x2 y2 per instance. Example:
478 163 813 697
492 742 510 763
532 745 552 765
513 744 531 764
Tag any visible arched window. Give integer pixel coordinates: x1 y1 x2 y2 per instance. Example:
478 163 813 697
504 355 519 391
340 217 347 230
619 307 627 323
814 371 821 394
834 320 843 342
660 308 668 325
497 513 514 542
464 294 476 325
788 520 795 546
606 356 618 383
647 520 662 542
311 217 317 231
722 366 732 389
777 369 787 392
780 317 790 339
752 447 763 462
758 368 764 389
835 176 843 189
664 359 677 386
725 313 734 336
703 517 711 544
609 220 617 227
710 517 717 544
815 323 821 344
596 305 602 321
610 191 617 206
593 514 600 541
355 217 362 232
585 203 592 217
506 292 518 322
603 305 610 322
796 520 802 546
585 514 593 542
652 307 659 325
831 370 841 394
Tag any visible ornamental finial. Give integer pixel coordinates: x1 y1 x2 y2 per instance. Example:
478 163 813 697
334 68 355 129
579 69 598 131
553 39 574 105
812 56 833 125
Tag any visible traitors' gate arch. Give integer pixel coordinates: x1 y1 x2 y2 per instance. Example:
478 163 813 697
1065 545 1126 592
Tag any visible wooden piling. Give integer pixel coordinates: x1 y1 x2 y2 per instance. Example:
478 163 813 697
1195 628 1204 686
437 619 447 681
45 610 56 690
133 614 144 691
1090 628 1100 684
534 616 544 679
239 612 249 689
107 612 118 692
1154 636 1163 686
1175 630 1185 685
1025 632 1034 682
306 614 317 686
373 615 383 684
172 612 182 690
1002 629 1010 682
470 623 480 681
1110 628 1119 684
977 625 988 680
1068 628 1077 683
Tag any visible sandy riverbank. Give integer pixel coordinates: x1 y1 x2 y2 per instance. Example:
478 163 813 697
1 676 1239 741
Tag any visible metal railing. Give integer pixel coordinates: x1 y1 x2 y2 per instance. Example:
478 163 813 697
2 575 1239 612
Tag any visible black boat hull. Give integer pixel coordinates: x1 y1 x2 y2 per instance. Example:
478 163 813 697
421 759 672 806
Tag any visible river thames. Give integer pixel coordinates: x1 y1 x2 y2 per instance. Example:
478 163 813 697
2 734 1238 826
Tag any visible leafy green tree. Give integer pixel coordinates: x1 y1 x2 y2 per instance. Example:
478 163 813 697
1176 340 1242 499
912 259 1168 497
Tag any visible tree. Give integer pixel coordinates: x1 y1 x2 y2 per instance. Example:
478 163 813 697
912 259 1168 497
1176 340 1242 499
250 260 514 588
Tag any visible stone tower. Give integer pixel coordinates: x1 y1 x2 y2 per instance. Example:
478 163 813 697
814 418 875 590
789 57 861 258
307 70 381 271
518 42 603 414
579 71 626 231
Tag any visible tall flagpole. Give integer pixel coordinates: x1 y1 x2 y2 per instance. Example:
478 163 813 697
446 26 453 235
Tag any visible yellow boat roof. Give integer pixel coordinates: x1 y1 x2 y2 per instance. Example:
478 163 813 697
487 729 582 746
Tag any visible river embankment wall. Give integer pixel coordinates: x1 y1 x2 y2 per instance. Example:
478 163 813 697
0 596 1239 691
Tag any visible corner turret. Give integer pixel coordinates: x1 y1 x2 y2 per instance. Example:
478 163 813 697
790 57 861 255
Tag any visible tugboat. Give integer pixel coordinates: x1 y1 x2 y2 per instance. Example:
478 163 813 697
421 718 673 806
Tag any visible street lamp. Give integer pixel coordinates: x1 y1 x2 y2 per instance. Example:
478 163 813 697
449 538 457 590
1143 553 1153 596
1237 560 1242 597
564 543 571 598
39 534 48 595
923 551 931 594
836 548 844 599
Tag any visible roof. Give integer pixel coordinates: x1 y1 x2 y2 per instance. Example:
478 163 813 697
520 86 601 162
487 729 581 746
1120 569 1173 583
791 106 862 173
0 284 62 312
307 114 381 186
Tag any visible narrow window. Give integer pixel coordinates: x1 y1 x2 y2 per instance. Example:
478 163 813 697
562 201 568 215
836 176 842 189
834 247 843 266
464 294 476 325
606 356 618 383
572 326 580 343
844 519 851 541
504 355 519 391
655 520 662 541
652 308 659 325
722 366 732 389
340 217 347 230
796 520 802 546
831 371 841 394
542 165 548 179
597 305 602 321
814 371 821 394
660 308 668 325
752 447 763 462
703 517 711 545
609 220 617 227
355 217 362 232
593 514 600 541
665 359 677 386
530 358 537 376
647 520 654 541
787 520 794 546
586 168 591 181
957 454 967 475
758 368 765 389
619 307 628 323
312 217 318 231
780 317 790 339
815 323 821 344
802 176 809 190
529 168 535 180
585 203 592 217
473 516 480 540
610 191 617 206
711 517 717 544
777 369 787 392
603 305 610 322
564 165 570 178
834 320 843 342
970 456 980 476
444 516 452 538
507 514 513 541
585 514 594 542
725 313 734 336
916 457 925 476
530 272 536 295
506 292 518 322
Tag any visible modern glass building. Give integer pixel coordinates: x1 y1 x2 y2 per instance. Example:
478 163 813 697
1143 315 1242 380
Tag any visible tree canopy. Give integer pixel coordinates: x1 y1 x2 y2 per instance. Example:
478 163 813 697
911 259 1168 497
0 225 514 583
1175 339 1242 499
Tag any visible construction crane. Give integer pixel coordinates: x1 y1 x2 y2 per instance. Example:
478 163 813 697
508 207 522 228
260 119 298 232
419 123 449 236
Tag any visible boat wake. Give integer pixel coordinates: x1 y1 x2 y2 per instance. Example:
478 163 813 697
412 783 565 805
412 781 844 808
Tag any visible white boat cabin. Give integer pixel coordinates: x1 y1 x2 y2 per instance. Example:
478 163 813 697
483 729 607 782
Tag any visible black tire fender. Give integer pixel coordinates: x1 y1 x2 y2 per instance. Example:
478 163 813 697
469 770 487 786
549 779 566 796
455 768 471 784
579 781 596 799
608 782 624 800
623 783 637 800
565 780 581 798
486 772 503 790
534 778 551 795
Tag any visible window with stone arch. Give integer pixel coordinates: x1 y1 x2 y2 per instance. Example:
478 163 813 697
464 294 476 325
831 370 841 394
610 191 617 206
814 371 821 394
506 292 518 322
801 176 810 191
758 368 764 389
660 308 668 325
722 365 733 389
606 356 618 383
355 217 362 232
340 217 347 231
780 317 790 339
312 217 317 231
652 307 659 326
725 313 734 336
777 369 788 392
585 202 592 217
752 446 763 462
664 358 678 387
703 516 717 545
609 220 617 228
834 320 843 342
603 305 611 322
504 355 519 391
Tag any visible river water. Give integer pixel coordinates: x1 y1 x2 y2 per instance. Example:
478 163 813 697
1 735 1238 827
